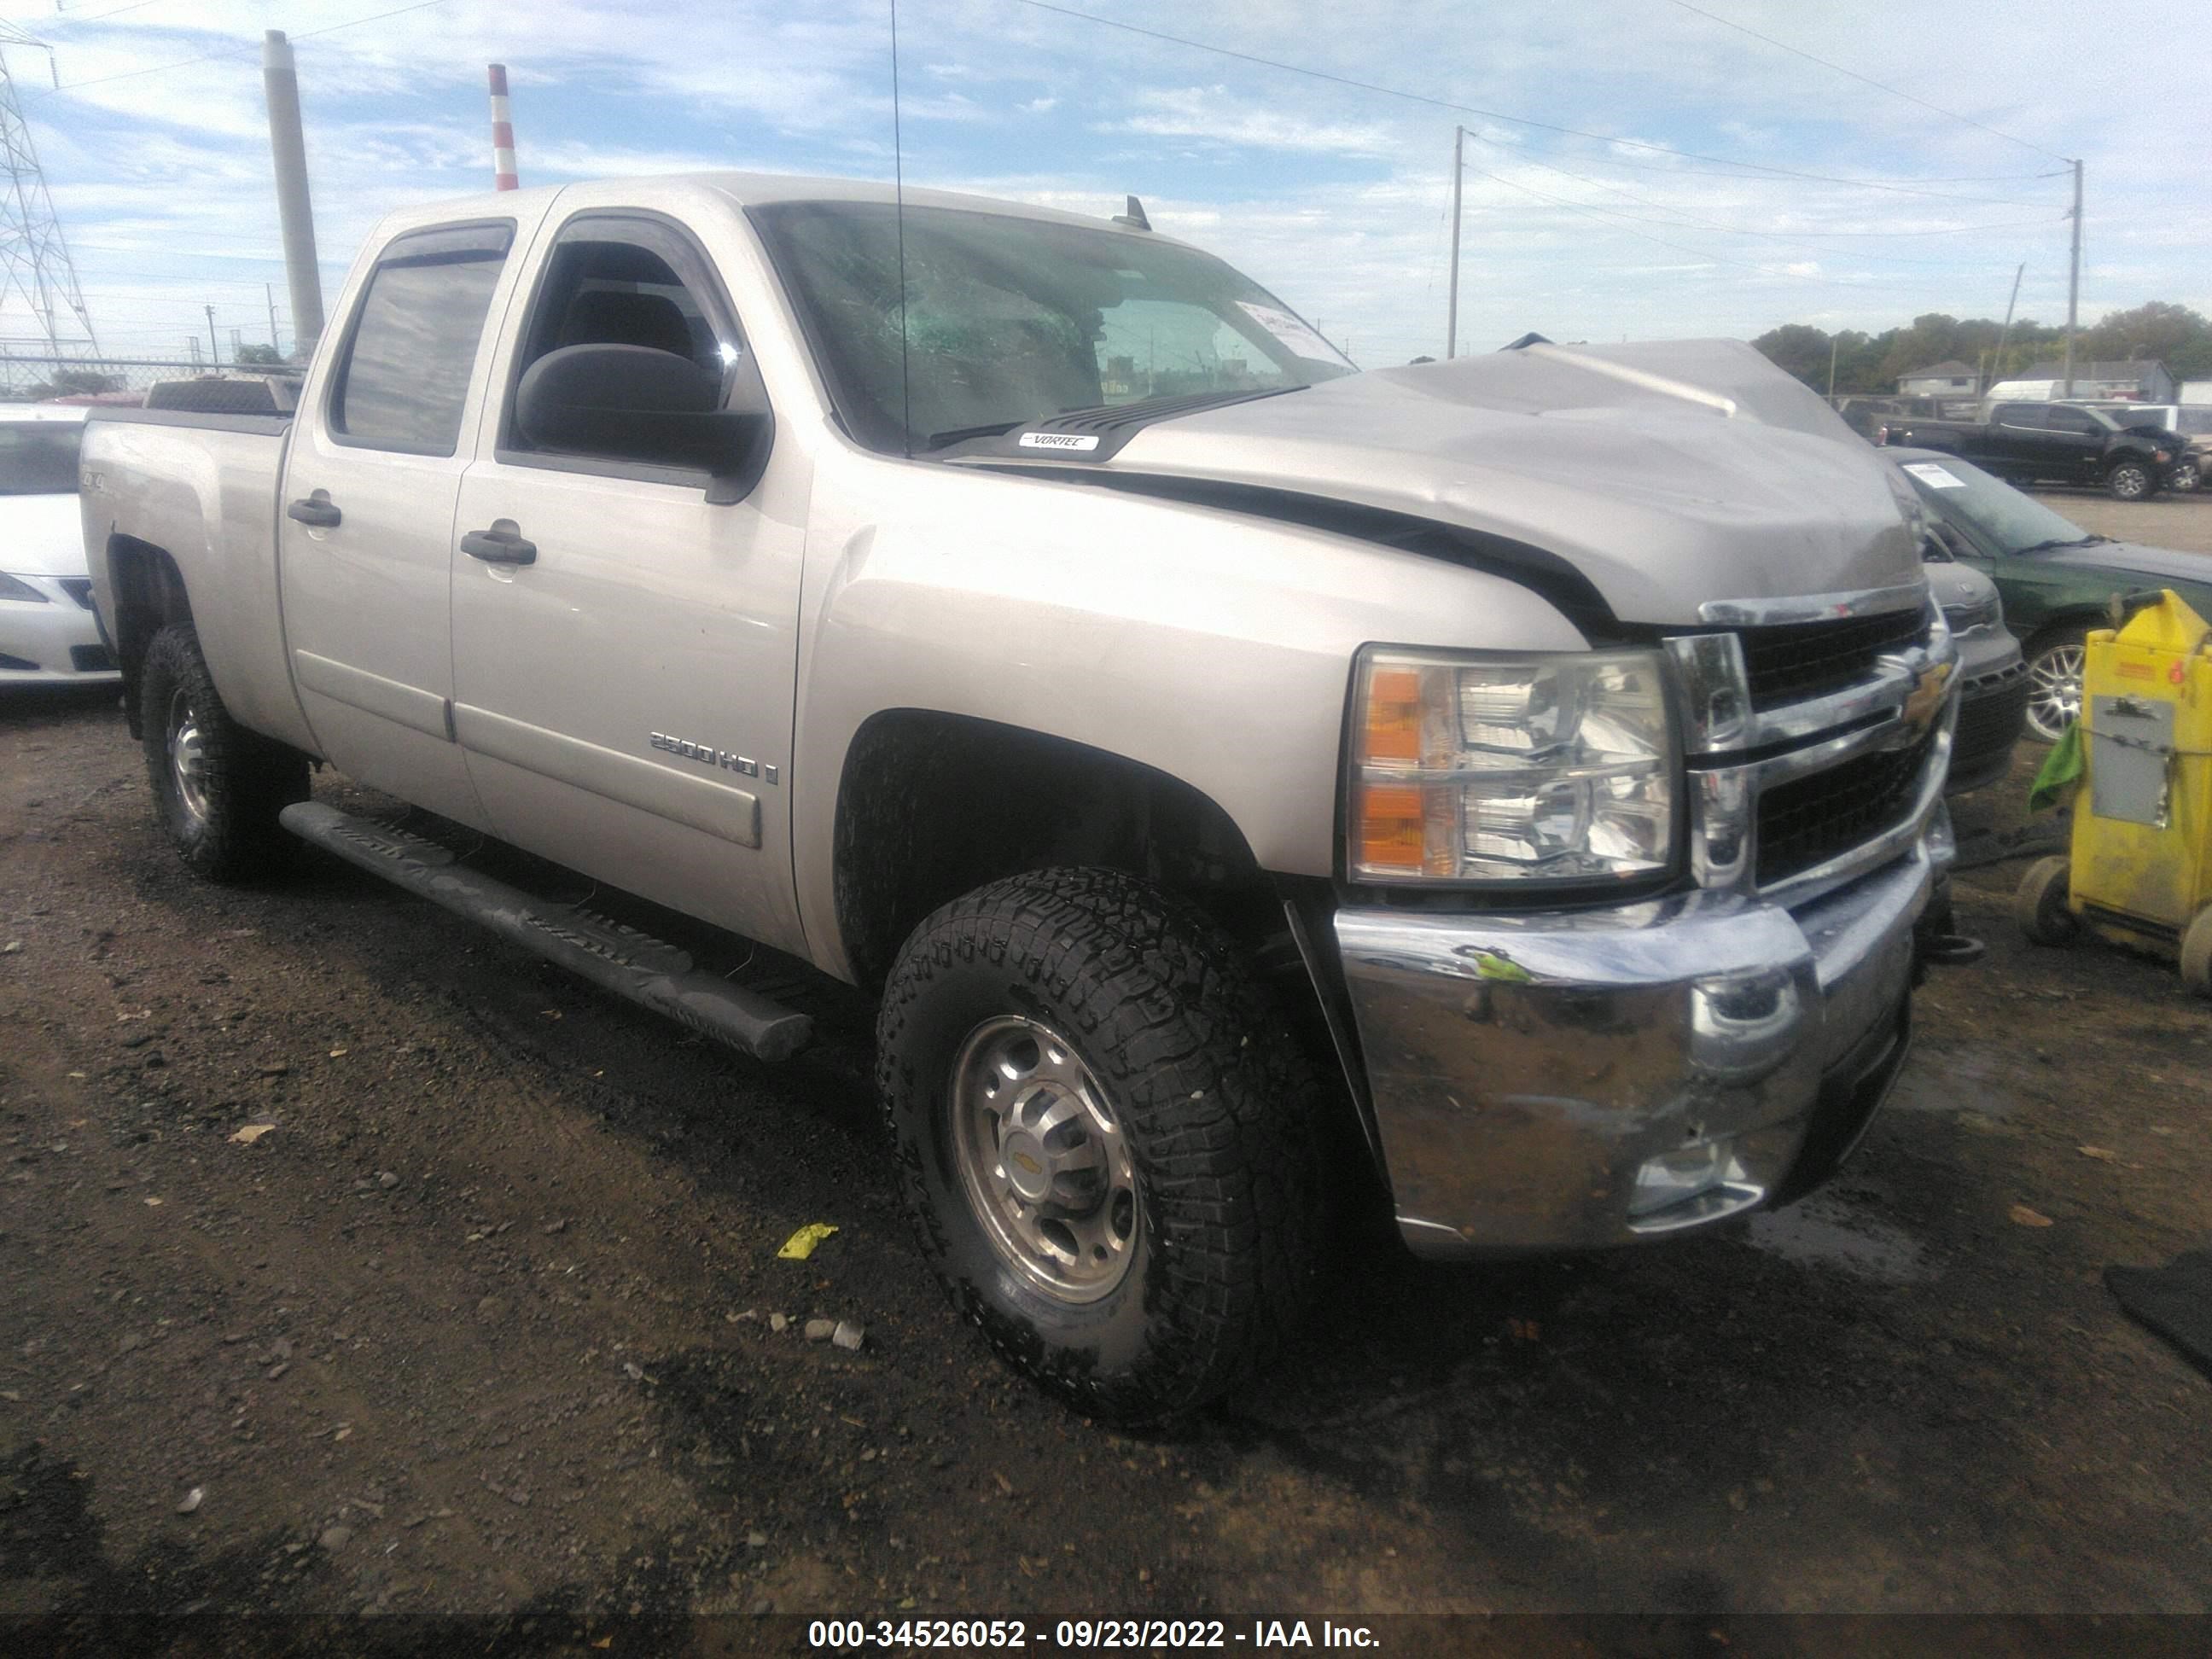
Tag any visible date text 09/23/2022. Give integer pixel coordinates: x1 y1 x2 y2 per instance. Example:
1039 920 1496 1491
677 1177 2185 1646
806 1619 1382 1649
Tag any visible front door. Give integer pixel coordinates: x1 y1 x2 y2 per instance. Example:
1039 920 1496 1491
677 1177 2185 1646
447 208 808 955
277 218 535 826
2042 405 2110 483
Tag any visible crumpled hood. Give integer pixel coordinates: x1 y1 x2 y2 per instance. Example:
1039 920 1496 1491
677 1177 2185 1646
2 493 88 577
1101 340 1924 627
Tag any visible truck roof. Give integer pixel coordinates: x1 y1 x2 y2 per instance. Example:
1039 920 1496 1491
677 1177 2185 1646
372 172 1190 248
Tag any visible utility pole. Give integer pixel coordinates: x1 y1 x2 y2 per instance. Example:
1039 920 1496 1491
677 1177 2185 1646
1446 124 1464 359
1827 335 1838 398
2061 160 2082 398
204 303 219 368
266 282 281 354
1993 261 2023 391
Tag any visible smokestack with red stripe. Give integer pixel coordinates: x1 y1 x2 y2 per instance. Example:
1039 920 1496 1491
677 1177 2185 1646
488 63 518 191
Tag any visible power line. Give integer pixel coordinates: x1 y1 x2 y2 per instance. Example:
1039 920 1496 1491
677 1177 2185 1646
1003 0 2064 205
1459 161 1935 294
45 1 176 26
36 0 450 95
1476 140 2064 266
1661 0 2069 163
1522 143 2058 203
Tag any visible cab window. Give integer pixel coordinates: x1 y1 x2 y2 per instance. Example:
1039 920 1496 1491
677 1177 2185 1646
500 214 760 475
328 222 514 456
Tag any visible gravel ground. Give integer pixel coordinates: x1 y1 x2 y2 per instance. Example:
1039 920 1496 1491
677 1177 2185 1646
3 497 2211 1646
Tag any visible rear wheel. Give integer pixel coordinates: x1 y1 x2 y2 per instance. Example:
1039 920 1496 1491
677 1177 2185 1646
139 624 309 882
2013 856 2075 946
877 867 1322 1425
2023 626 2087 742
2105 458 2155 500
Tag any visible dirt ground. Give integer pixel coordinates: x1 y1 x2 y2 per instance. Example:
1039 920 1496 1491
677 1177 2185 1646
4 492 2211 1649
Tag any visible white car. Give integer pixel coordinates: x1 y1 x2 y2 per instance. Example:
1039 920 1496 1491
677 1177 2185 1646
0 405 117 690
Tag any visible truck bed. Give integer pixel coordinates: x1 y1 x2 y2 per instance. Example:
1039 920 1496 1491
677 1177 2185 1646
82 406 314 753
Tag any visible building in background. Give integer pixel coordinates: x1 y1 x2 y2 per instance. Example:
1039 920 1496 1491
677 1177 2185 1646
1990 359 2179 404
1897 359 1977 397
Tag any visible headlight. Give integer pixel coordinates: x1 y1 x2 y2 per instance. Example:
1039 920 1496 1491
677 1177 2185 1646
1348 646 1676 883
0 573 49 604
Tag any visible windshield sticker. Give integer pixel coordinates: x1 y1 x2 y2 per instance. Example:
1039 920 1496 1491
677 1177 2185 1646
1901 463 1966 490
1017 432 1102 452
1236 301 1353 366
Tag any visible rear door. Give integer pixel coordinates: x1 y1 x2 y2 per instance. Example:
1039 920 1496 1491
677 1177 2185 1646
277 217 540 824
446 204 808 956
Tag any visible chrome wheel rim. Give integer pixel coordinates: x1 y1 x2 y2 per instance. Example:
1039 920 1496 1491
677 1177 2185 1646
2111 467 2147 499
949 1015 1138 1304
2026 643 2084 742
166 687 211 830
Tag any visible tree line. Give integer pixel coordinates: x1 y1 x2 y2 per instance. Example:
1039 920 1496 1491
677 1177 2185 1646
1751 300 2212 396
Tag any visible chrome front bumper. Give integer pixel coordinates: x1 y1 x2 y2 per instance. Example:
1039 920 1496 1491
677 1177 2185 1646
1334 808 1950 1260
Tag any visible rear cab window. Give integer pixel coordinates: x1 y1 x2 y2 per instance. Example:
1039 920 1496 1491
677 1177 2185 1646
328 222 515 456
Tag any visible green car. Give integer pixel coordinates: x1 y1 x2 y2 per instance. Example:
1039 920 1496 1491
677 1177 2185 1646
1891 446 2212 742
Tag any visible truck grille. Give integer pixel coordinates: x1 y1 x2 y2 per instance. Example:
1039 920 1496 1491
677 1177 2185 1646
1957 663 2029 751
1756 725 1937 888
1735 608 1930 709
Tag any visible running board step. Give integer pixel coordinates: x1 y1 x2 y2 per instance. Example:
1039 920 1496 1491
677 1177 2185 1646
280 801 812 1062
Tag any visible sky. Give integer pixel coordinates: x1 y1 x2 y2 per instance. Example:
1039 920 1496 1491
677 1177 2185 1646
1 0 2203 370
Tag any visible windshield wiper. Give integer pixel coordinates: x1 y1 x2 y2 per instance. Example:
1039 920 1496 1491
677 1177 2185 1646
923 420 1026 452
2011 535 2109 555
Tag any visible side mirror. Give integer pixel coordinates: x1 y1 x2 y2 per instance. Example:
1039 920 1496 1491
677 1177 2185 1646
515 343 771 500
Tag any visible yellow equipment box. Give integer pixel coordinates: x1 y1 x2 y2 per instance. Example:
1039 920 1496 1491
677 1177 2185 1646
2015 590 2212 994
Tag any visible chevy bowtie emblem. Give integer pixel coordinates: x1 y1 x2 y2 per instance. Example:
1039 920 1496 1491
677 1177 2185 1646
1901 662 1953 732
1011 1152 1042 1175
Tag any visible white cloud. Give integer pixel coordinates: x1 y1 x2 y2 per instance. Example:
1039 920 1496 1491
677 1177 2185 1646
5 1 2204 361
1115 86 1398 157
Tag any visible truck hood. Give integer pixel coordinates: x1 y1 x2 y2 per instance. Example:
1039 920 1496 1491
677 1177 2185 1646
1 493 89 577
1051 341 1924 629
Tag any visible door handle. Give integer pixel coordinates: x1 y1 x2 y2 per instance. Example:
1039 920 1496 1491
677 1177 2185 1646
286 497 341 528
460 527 537 566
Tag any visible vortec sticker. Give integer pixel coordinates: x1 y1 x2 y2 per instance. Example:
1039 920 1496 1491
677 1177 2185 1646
1017 432 1102 451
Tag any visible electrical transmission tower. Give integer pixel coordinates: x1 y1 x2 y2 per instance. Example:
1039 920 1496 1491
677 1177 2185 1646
0 24 97 354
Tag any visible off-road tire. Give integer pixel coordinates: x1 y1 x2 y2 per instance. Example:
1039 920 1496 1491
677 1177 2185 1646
2013 856 2075 946
2105 458 2155 500
139 624 309 882
877 866 1323 1426
2180 907 2212 998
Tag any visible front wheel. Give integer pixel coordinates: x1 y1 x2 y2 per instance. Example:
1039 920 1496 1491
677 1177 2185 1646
877 867 1322 1425
139 624 309 882
2105 459 2155 500
2023 626 2088 743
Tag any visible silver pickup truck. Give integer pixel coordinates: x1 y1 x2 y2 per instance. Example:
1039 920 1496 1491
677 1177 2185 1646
80 173 1960 1423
